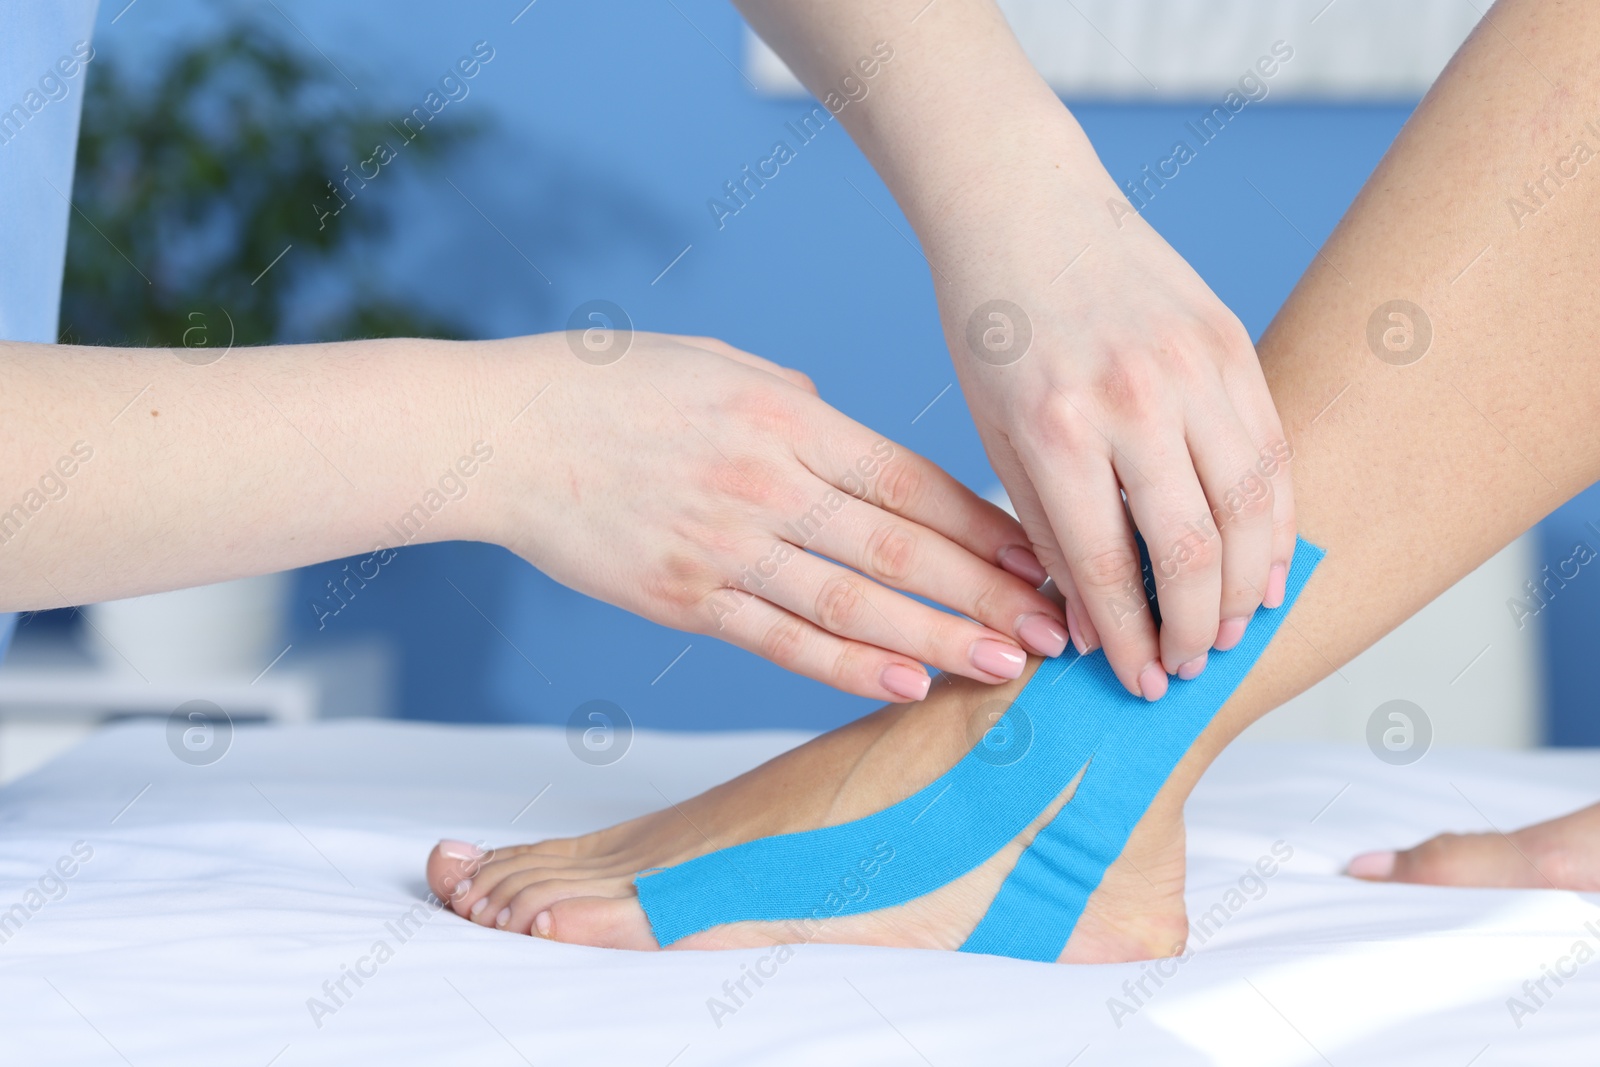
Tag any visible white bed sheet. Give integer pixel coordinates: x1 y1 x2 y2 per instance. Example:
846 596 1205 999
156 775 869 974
0 719 1595 1065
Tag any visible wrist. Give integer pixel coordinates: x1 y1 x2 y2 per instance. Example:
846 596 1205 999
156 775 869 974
443 332 564 550
330 336 505 553
911 110 1126 284
916 100 1108 211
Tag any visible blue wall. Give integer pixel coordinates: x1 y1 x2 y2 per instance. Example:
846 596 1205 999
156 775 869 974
1538 485 1600 745
93 1 1591 737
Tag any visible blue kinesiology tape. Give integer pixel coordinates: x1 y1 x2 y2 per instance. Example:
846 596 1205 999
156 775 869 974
962 539 1325 960
636 650 1111 947
636 538 1324 957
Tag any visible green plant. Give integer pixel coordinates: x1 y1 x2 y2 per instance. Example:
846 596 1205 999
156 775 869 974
60 17 478 347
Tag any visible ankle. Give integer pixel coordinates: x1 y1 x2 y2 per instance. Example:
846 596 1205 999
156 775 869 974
927 659 1044 745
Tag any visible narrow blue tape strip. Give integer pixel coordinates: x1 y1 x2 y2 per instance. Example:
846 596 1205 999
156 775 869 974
636 651 1106 947
636 538 1324 957
960 540 1324 960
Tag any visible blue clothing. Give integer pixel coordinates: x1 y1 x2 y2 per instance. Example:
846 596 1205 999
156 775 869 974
0 1 100 660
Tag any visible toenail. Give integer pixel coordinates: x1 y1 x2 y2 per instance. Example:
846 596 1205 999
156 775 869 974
1177 654 1207 681
1016 613 1068 658
495 907 512 928
1138 662 1168 702
471 898 488 918
1346 850 1397 879
880 663 931 702
534 910 554 938
439 839 485 862
451 878 472 898
1214 616 1249 651
971 639 1026 680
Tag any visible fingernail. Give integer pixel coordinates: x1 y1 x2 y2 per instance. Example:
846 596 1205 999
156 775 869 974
451 878 472 898
439 839 484 862
1346 851 1396 880
970 639 1026 680
1076 606 1101 652
1214 616 1249 651
1264 564 1288 609
881 664 931 702
1138 662 1168 702
534 910 554 938
998 545 1048 587
1177 654 1207 681
1016 613 1068 658
471 898 489 918
1064 602 1090 656
495 907 512 928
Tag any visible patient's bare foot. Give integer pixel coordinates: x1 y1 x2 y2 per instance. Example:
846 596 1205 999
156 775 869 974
427 660 1192 963
1347 802 1600 891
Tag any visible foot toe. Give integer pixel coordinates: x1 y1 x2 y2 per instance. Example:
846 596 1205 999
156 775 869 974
427 840 487 912
1345 850 1396 880
1349 802 1600 892
1351 832 1538 888
543 895 660 950
430 838 609 919
482 874 633 934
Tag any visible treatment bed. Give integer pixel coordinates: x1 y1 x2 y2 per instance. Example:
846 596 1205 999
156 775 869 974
0 719 1593 1064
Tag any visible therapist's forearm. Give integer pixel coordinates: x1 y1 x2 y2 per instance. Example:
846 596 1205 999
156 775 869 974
0 337 500 611
732 0 1117 251
1 331 1075 699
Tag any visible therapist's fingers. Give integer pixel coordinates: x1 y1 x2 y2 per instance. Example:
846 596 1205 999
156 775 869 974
1029 447 1164 700
1220 357 1298 614
747 545 1028 685
707 587 934 703
675 335 819 395
1185 392 1276 647
1115 429 1223 680
792 411 1053 591
1261 444 1297 610
795 488 1067 659
988 447 1100 655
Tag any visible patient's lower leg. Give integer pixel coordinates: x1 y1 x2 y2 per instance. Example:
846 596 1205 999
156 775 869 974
428 0 1600 956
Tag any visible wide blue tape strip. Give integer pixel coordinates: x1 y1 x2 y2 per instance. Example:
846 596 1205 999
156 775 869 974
960 539 1325 960
636 650 1109 947
637 538 1324 956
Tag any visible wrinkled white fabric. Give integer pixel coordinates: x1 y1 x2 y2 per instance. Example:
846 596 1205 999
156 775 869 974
0 720 1594 1065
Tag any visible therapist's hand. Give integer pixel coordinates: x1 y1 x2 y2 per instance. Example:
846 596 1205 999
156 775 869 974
480 331 1068 702
729 0 1295 701
928 173 1296 702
